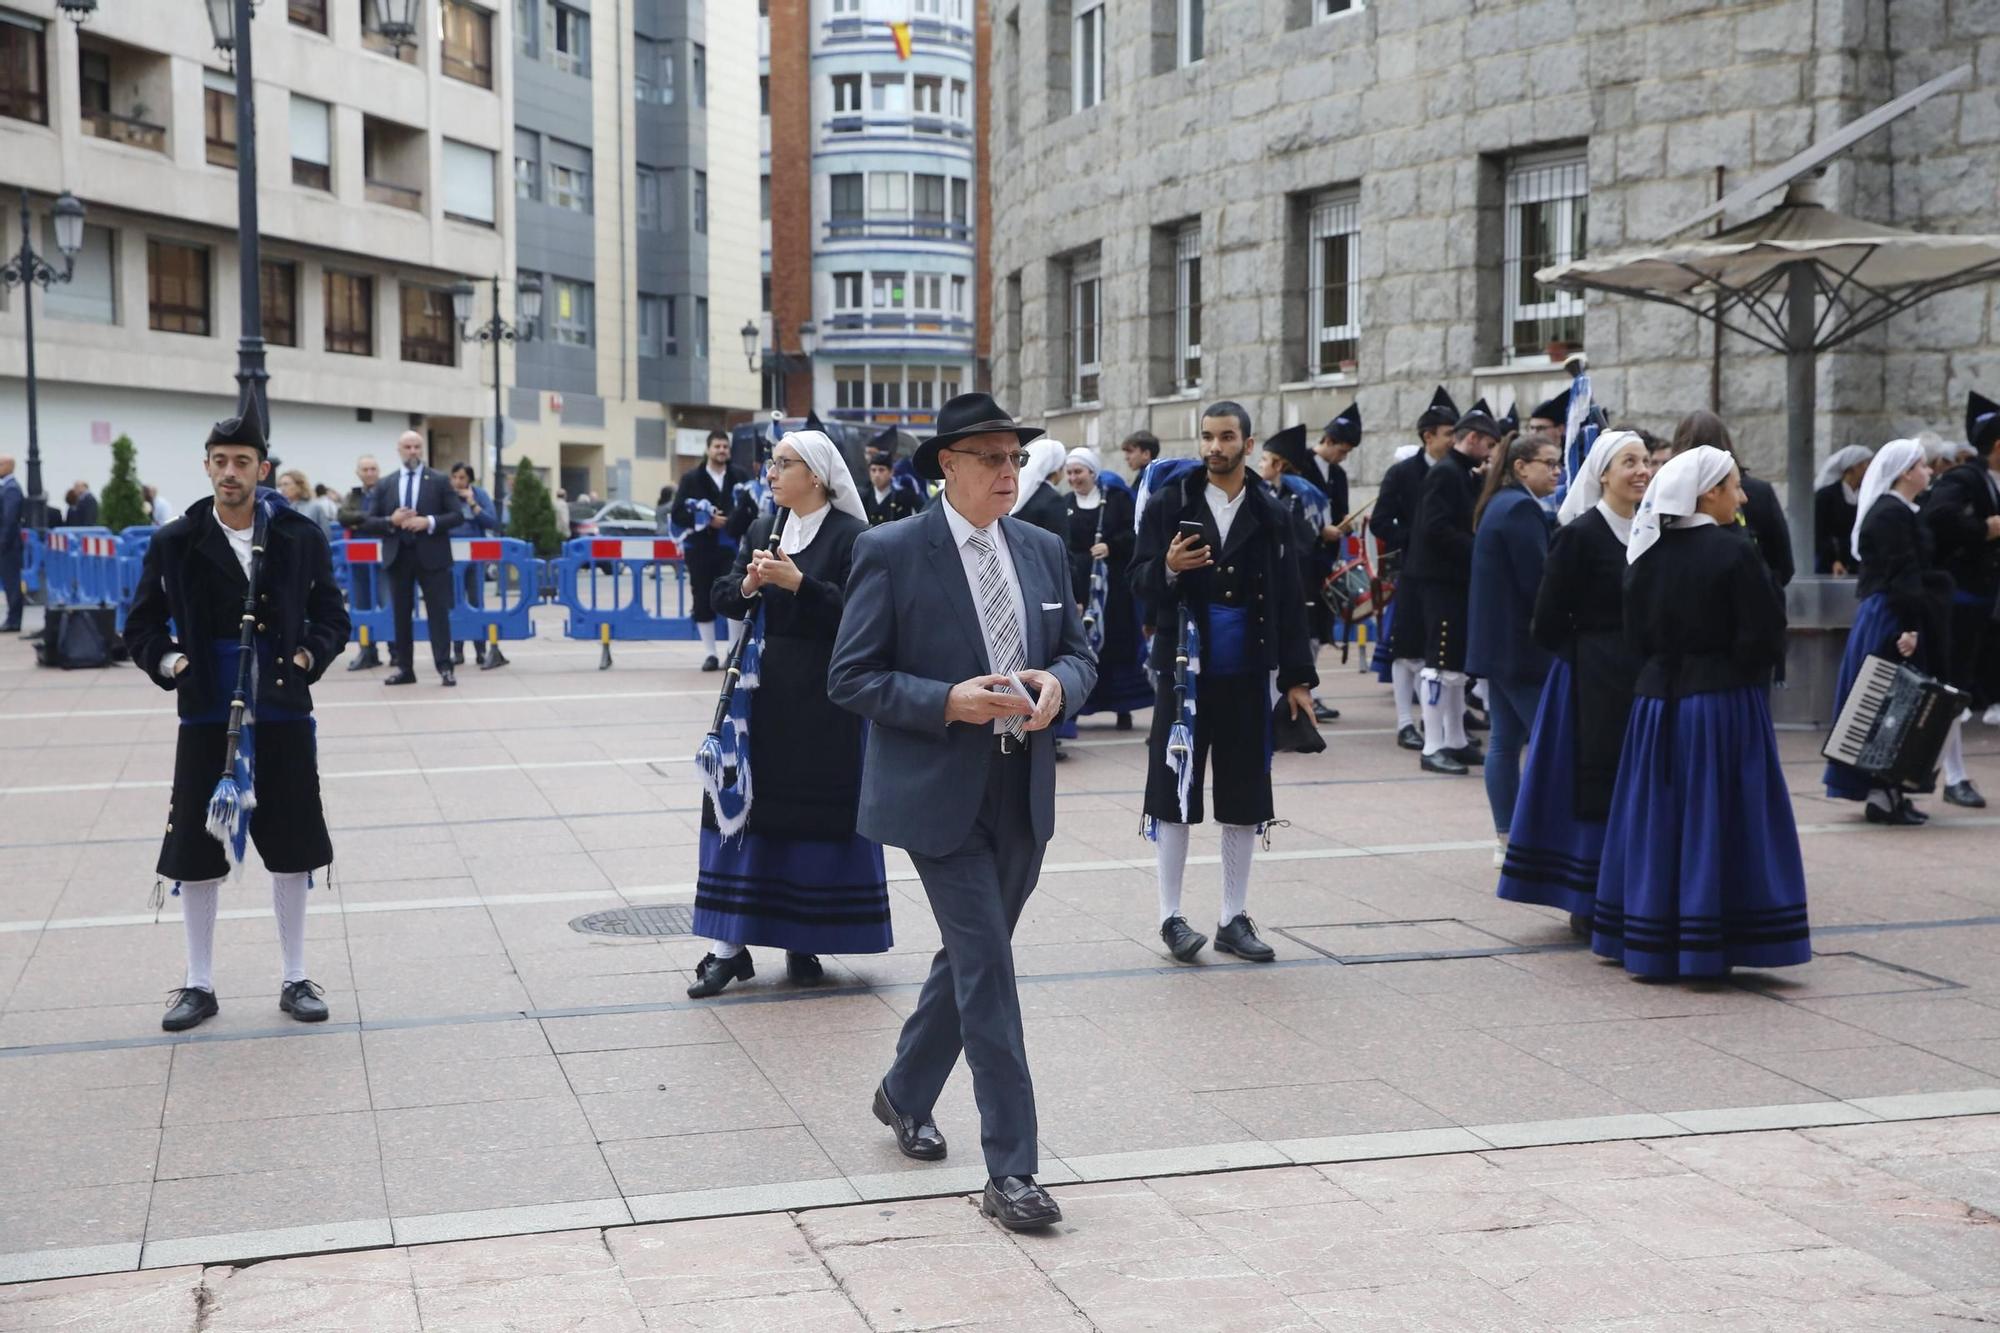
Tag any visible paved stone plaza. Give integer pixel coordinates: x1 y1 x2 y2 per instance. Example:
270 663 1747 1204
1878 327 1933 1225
3 610 2000 1327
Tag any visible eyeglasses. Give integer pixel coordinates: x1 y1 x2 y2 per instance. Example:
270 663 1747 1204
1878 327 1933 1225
946 447 1031 471
771 456 809 472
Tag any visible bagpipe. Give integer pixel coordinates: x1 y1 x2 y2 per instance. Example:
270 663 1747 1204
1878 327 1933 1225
693 506 789 838
204 493 281 875
1147 606 1201 839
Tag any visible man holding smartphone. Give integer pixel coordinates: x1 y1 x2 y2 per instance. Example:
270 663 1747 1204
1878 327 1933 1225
1131 401 1317 965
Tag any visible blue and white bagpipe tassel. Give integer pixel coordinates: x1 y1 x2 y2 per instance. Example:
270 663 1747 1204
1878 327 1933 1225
689 499 737 554
694 604 761 839
1084 558 1109 655
1167 612 1201 819
736 594 769 691
1547 371 1597 514
203 684 258 877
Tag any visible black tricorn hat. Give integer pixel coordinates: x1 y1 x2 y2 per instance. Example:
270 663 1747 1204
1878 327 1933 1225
205 412 267 456
1263 423 1312 475
869 426 900 457
1530 392 1569 425
1456 398 1504 440
914 392 1044 481
1322 401 1361 447
1416 386 1459 434
805 411 827 434
1498 403 1519 436
1969 391 2000 455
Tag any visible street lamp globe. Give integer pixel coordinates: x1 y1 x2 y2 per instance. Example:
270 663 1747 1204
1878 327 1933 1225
372 0 422 48
798 320 818 359
202 0 238 51
450 280 477 328
515 273 543 330
55 0 96 24
739 320 759 371
51 193 85 258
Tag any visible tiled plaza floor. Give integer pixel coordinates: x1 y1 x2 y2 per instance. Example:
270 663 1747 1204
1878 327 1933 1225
3 606 2000 1300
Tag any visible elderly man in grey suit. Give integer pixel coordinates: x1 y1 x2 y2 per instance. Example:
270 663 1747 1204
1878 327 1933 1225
829 392 1096 1232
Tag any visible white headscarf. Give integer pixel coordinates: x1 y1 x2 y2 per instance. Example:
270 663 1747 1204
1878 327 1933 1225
1627 445 1735 565
1065 446 1100 474
777 430 867 554
1849 438 1926 564
1011 437 1070 515
1557 430 1645 527
1815 444 1875 490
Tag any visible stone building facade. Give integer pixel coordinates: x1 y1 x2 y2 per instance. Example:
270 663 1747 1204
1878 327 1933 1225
985 0 2000 494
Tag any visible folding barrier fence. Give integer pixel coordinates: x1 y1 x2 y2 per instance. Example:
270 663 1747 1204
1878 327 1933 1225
332 537 542 653
549 537 694 669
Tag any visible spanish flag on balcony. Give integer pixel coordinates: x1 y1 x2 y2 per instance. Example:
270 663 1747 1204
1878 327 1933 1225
888 20 913 59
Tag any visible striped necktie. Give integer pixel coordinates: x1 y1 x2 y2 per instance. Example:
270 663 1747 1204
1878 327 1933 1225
966 527 1025 739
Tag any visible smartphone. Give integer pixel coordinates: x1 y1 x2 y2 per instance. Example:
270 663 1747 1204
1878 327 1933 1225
1176 519 1208 548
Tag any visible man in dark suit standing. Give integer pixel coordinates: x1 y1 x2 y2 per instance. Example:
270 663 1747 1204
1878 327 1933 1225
336 454 384 670
0 456 23 631
364 431 462 686
64 481 99 527
829 392 1095 1233
672 430 749 670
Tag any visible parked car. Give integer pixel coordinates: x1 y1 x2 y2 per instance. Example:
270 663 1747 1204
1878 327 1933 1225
573 501 658 537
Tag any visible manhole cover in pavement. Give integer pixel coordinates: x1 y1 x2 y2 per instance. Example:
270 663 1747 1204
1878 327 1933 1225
569 904 696 937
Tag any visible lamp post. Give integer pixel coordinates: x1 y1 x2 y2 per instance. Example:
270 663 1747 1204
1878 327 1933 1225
741 319 818 418
2 190 86 534
452 273 541 520
203 0 269 434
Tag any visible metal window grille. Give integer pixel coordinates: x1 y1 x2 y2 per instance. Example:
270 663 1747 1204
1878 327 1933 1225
1503 152 1588 363
1071 255 1101 404
1175 224 1201 392
1307 190 1359 377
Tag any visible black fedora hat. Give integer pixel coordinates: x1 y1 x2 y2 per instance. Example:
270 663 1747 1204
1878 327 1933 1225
914 392 1044 480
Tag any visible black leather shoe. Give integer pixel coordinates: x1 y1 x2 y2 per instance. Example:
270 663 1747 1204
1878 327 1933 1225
1944 780 1986 809
1464 709 1491 732
1214 913 1276 962
1160 915 1207 963
686 950 754 998
1312 700 1340 723
347 648 381 671
982 1176 1060 1231
440 668 456 687
1054 741 1069 762
279 979 329 1023
1421 750 1468 775
786 952 825 984
384 669 416 686
481 645 510 671
1396 723 1424 751
701 655 721 672
873 1081 947 1160
162 987 218 1032
1865 800 1926 826
1446 741 1485 766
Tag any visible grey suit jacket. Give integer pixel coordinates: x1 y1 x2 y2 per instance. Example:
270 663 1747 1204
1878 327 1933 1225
829 501 1097 859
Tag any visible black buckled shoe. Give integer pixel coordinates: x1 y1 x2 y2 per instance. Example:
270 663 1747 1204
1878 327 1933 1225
280 979 329 1023
1865 799 1926 826
1421 750 1468 775
786 952 825 985
1160 915 1208 963
1395 723 1424 751
162 987 218 1032
384 669 416 686
686 951 755 998
982 1176 1061 1231
873 1081 947 1160
1944 780 1986 809
1214 914 1276 962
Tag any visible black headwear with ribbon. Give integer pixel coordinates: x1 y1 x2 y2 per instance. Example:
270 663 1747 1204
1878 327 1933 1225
1416 386 1459 434
1968 390 2000 456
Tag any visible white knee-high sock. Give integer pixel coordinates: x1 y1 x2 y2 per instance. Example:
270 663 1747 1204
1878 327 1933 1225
1440 673 1470 749
1392 659 1419 729
1419 668 1447 755
709 939 743 958
725 618 744 649
1154 820 1190 923
697 619 717 654
1218 823 1256 927
272 872 310 985
180 878 222 992
1470 678 1489 709
1943 718 1969 786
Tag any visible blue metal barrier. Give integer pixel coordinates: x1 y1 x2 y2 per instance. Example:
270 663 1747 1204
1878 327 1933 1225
333 537 543 651
42 527 120 610
550 536 695 668
19 528 45 598
113 527 156 633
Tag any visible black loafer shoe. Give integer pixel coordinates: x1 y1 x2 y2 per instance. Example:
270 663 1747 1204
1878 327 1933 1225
873 1081 947 1160
1464 709 1491 732
1160 915 1208 963
162 987 218 1032
701 655 721 672
279 979 329 1023
1214 913 1276 962
983 1176 1061 1231
1312 700 1340 723
1446 741 1486 766
1421 750 1468 775
786 952 825 985
384 669 416 686
686 950 755 998
1396 723 1424 751
1944 780 1986 809
440 668 456 687
1864 801 1926 827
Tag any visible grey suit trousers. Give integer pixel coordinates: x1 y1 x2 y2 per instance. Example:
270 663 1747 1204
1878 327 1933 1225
882 749 1042 1180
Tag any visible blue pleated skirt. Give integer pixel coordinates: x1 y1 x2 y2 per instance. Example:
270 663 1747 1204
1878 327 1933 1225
694 828 892 955
1370 603 1396 682
1823 592 1901 802
1593 687 1811 978
1497 659 1603 918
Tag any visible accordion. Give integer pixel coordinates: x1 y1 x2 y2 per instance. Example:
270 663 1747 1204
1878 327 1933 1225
1820 654 1969 793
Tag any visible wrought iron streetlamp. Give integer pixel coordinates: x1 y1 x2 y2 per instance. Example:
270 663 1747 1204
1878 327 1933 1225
202 0 269 433
453 273 539 670
55 0 97 22
1 190 86 534
369 0 423 53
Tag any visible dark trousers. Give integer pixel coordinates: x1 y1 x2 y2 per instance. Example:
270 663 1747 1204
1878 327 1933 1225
0 549 21 627
884 750 1042 1180
1947 599 2000 709
159 720 331 881
387 556 454 674
1142 671 1274 826
686 546 729 624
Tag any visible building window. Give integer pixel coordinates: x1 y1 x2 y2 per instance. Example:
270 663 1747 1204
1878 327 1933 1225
870 368 901 413
830 173 863 232
203 70 237 169
908 365 937 416
636 166 661 230
691 42 705 106
872 272 905 312
441 0 493 88
549 278 593 347
1178 0 1203 66
147 239 210 336
442 139 496 225
761 273 771 314
260 259 297 347
951 177 969 230
949 78 967 121
42 221 115 325
290 95 332 190
362 0 420 63
1307 189 1359 377
1315 0 1359 19
514 128 541 201
694 298 708 357
515 0 536 55
400 285 457 365
835 365 866 412
1069 253 1101 404
913 173 946 236
1504 151 1588 362
759 173 770 221
941 364 962 399
913 74 942 117
950 274 966 315
547 1 588 76
870 73 906 114
1073 2 1104 112
832 272 862 312
912 273 943 313
832 73 861 114
868 171 908 217
1175 222 1201 391
0 11 45 125
759 74 768 115
289 0 328 34
546 138 592 212
693 170 708 232
639 293 669 358
324 270 374 355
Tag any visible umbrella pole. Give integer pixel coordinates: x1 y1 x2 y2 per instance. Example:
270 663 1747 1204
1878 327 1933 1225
1784 262 1817 577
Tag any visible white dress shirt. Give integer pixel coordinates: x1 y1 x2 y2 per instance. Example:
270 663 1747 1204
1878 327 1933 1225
941 493 1028 701
399 464 435 533
1206 481 1248 548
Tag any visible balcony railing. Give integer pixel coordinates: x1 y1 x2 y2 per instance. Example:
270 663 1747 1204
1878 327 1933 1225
822 114 973 145
823 218 972 244
365 178 424 211
824 311 975 339
82 108 167 153
822 16 971 50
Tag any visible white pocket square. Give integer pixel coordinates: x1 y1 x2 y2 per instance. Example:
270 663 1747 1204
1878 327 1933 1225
1040 602 1062 610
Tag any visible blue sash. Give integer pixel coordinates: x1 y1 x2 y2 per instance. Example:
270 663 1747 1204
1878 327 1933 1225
181 638 310 726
